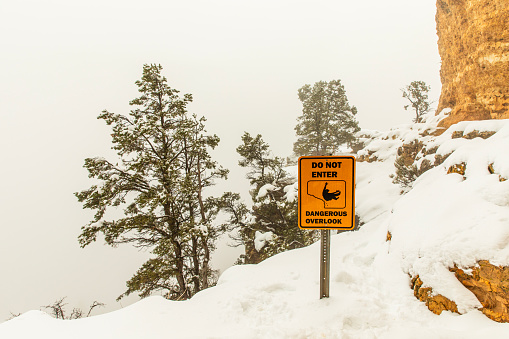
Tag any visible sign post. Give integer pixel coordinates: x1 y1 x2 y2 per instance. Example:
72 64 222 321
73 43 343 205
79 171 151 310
298 156 355 299
320 229 331 298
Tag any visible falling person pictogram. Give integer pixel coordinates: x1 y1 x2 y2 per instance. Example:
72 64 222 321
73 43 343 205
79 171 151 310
322 182 341 201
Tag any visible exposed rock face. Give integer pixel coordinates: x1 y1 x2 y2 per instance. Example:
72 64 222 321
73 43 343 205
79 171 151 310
452 261 509 322
411 276 459 315
412 261 509 322
436 0 509 128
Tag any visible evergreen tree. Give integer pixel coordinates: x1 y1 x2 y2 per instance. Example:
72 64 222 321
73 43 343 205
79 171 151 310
293 80 360 156
75 64 228 301
221 132 317 264
402 81 431 123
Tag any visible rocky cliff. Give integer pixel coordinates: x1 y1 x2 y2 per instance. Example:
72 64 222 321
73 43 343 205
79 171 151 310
436 0 509 128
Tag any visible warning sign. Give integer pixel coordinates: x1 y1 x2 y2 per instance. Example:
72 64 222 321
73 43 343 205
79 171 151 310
298 156 355 230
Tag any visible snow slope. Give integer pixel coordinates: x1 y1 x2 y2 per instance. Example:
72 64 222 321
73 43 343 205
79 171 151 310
2 115 509 338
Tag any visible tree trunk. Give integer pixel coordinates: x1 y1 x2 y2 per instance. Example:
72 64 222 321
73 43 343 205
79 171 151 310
200 236 210 289
164 204 189 300
191 235 201 294
196 156 211 289
172 235 189 300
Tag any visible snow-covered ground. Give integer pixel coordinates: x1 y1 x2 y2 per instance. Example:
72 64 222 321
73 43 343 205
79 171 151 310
2 114 509 338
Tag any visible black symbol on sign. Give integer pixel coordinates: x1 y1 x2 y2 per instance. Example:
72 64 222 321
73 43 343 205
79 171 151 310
322 182 341 201
307 180 346 208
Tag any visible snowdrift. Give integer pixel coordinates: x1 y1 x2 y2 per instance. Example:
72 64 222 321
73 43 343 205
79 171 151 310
2 114 509 338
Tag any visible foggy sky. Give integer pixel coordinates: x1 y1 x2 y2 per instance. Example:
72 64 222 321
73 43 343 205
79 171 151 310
0 0 440 320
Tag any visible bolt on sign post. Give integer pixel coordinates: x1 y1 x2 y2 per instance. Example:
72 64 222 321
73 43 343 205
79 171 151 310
298 156 356 299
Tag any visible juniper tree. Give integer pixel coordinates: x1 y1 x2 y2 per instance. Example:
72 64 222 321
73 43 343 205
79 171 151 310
221 132 316 264
293 80 360 156
76 64 228 301
402 81 431 123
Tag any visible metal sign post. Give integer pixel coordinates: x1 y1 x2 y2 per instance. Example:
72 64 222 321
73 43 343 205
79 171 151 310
320 229 331 299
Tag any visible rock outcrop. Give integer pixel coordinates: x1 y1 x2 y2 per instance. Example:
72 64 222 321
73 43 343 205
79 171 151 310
412 261 509 322
452 262 509 322
411 276 459 315
435 0 509 128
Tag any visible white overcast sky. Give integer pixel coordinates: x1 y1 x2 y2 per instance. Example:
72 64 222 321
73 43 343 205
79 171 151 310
0 0 441 320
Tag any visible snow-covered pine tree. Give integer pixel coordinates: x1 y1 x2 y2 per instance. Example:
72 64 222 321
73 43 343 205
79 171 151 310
293 80 360 156
221 132 317 264
76 64 228 300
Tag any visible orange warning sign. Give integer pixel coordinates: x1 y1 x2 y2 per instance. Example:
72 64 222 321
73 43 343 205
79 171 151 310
298 156 355 230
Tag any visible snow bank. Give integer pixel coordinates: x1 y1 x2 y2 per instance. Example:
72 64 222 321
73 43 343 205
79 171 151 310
2 118 509 338
388 120 509 312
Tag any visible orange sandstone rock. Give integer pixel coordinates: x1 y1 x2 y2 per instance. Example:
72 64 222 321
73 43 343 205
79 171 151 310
436 0 509 128
411 276 459 315
447 162 466 176
452 261 509 322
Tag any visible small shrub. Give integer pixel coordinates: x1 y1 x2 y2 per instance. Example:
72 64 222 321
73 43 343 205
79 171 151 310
393 157 433 191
